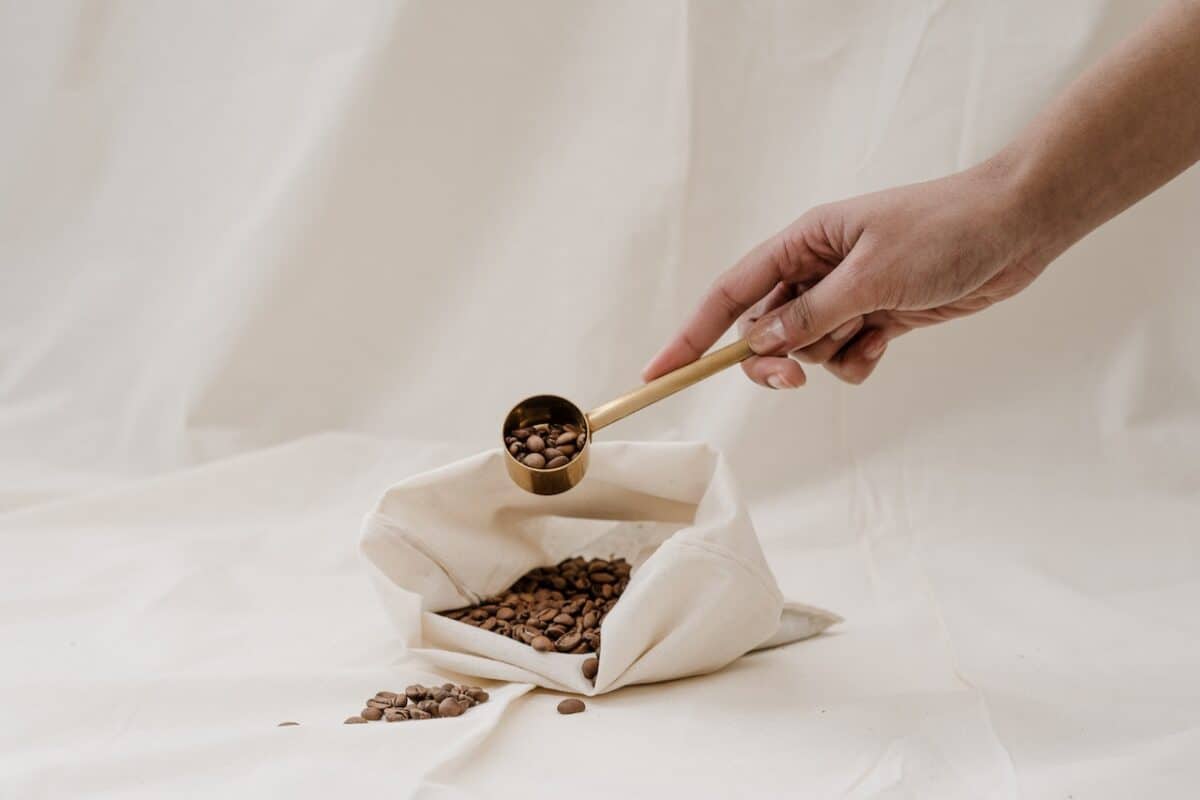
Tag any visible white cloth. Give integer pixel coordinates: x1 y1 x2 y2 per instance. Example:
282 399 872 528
361 442 839 693
2 2 1199 798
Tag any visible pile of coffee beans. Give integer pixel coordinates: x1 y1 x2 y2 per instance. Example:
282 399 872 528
343 684 489 724
439 556 630 682
505 422 586 469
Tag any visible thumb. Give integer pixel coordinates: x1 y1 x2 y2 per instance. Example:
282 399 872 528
747 256 872 354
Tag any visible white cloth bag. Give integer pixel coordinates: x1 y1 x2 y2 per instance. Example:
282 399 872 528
361 441 840 694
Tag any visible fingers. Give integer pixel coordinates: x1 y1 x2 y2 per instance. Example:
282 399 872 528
642 228 833 381
741 355 807 389
747 254 871 356
823 327 890 384
790 316 864 364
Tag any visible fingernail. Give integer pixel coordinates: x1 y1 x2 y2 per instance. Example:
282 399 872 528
767 374 790 390
830 317 863 342
749 315 786 353
863 333 887 360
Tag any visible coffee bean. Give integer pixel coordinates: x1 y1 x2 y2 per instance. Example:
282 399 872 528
582 610 599 628
384 708 410 722
557 699 586 715
513 428 532 439
277 721 300 727
508 442 522 455
344 716 368 724
361 707 383 721
417 699 439 715
546 456 568 468
556 632 582 652
468 689 489 703
556 431 578 445
405 685 425 700
430 688 448 702
533 423 549 431
523 452 546 468
582 657 599 680
366 698 390 710
496 606 515 620
543 448 563 460
438 698 465 717
531 635 554 652
409 709 432 720
553 613 574 626
526 435 545 453
557 444 575 456
590 572 616 584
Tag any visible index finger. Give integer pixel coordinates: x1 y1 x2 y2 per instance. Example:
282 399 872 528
641 231 826 380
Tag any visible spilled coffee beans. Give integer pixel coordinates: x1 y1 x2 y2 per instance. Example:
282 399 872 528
438 556 630 682
343 685 489 724
556 698 586 715
505 422 586 469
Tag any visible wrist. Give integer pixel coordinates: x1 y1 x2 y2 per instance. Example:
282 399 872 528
970 146 1075 271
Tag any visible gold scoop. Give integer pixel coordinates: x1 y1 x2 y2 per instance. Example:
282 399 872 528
502 339 753 494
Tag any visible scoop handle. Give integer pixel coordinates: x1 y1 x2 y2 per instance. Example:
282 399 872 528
586 339 754 432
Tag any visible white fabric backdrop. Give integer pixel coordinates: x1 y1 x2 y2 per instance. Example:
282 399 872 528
1 1 1197 797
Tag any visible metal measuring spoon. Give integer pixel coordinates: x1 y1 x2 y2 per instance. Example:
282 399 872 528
502 339 753 494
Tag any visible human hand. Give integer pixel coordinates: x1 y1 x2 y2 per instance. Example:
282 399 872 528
643 161 1056 387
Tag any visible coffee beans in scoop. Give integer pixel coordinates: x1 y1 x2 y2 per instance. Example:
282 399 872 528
505 422 586 469
438 556 630 682
341 685 489 724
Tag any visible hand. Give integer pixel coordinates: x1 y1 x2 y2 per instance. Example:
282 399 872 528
643 161 1055 387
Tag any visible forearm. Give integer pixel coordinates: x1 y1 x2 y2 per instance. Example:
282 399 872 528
995 0 1200 260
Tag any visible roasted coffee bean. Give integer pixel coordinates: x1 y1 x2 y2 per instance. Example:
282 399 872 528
531 635 554 652
582 656 599 680
526 435 545 453
557 698 586 715
277 721 300 727
557 444 575 456
405 685 425 700
345 716 368 724
556 632 582 652
590 572 615 584
543 448 563 461
523 452 546 468
438 698 465 718
553 613 574 626
546 456 568 468
513 428 531 439
545 624 567 639
361 707 383 721
556 431 577 445
468 689 489 703
384 708 410 722
417 699 439 715
409 709 432 720
366 698 390 710
496 606 515 621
